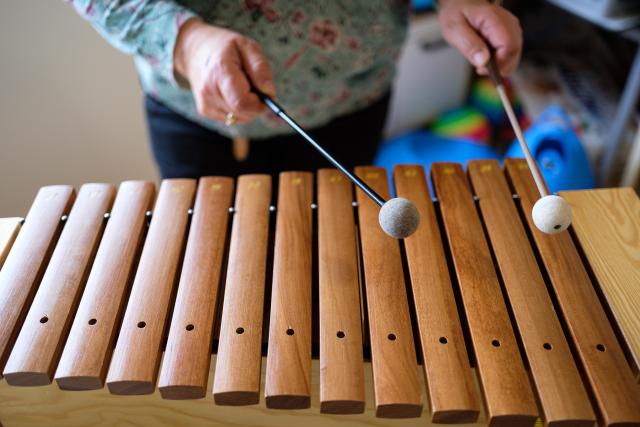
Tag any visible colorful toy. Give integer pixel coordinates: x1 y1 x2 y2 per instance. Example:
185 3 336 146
375 106 594 195
469 77 522 126
430 107 492 144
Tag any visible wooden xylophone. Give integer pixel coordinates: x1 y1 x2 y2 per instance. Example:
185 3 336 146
0 159 639 427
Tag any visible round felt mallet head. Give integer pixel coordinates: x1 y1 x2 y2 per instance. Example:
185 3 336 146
532 195 572 234
378 197 420 239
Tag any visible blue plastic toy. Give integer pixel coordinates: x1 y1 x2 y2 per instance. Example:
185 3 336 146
505 105 595 193
374 131 500 195
374 105 595 194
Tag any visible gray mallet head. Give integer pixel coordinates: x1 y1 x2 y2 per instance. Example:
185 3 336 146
378 197 420 239
531 195 572 234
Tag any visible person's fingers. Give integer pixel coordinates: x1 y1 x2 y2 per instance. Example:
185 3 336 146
197 103 228 123
214 46 265 121
183 25 273 124
217 71 264 121
194 77 254 124
496 17 522 76
499 49 521 76
441 14 490 69
236 37 276 97
499 11 523 74
463 5 522 76
193 82 229 122
198 97 254 125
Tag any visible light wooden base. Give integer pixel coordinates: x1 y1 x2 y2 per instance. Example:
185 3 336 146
0 356 492 427
561 187 640 381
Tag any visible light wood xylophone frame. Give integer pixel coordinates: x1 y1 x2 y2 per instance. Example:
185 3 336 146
0 159 639 427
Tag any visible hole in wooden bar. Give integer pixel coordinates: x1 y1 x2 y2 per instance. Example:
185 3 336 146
88 318 97 325
439 336 448 344
185 324 194 331
543 342 552 350
491 339 501 347
286 328 295 336
387 333 397 341
596 344 606 352
336 331 345 339
137 321 146 329
236 327 244 334
40 316 48 324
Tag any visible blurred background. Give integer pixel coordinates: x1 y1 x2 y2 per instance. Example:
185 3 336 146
1 0 639 216
0 1 155 217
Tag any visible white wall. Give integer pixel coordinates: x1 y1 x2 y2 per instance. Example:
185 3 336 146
0 1 156 218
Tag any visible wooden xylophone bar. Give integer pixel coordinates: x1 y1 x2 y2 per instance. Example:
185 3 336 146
0 159 639 427
211 175 270 405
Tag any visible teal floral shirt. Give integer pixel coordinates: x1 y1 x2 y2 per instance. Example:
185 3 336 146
68 1 409 139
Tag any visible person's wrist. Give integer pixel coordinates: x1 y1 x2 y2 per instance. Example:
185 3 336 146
174 17 208 82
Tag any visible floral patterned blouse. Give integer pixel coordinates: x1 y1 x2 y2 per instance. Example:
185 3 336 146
68 1 409 139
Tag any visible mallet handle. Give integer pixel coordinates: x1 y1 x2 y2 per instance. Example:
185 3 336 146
486 56 549 197
256 90 386 207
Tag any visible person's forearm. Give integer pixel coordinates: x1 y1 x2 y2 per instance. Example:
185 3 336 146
68 0 197 85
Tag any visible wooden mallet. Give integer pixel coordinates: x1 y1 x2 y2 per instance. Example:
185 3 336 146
486 55 572 234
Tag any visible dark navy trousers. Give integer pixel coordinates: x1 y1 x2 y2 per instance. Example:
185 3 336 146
144 93 391 179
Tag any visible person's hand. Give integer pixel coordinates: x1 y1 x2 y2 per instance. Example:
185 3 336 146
437 0 522 76
174 19 276 124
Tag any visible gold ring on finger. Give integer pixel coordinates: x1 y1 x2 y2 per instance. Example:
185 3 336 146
225 112 237 126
